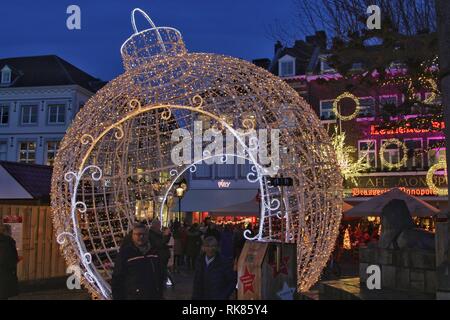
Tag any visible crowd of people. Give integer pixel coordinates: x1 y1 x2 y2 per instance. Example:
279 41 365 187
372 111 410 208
111 217 257 300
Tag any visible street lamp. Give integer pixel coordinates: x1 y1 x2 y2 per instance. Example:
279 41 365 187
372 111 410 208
175 179 187 222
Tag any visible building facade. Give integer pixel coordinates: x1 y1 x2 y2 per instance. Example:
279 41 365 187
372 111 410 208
0 55 104 165
267 34 447 210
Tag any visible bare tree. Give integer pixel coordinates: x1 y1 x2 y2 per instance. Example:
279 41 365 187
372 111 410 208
267 0 436 45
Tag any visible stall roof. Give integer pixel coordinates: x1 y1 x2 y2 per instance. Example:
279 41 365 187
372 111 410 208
345 188 439 218
0 161 52 204
170 189 259 215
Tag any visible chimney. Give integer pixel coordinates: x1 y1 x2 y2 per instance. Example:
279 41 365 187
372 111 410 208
294 40 305 48
274 41 283 55
252 58 271 70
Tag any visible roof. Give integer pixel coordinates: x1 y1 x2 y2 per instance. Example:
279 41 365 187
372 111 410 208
345 188 440 217
0 55 105 92
269 31 327 76
0 161 52 203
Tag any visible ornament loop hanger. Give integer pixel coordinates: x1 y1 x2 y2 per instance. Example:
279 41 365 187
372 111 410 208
130 8 166 53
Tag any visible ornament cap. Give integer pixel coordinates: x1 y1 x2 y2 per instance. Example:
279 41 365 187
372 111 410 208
120 8 187 71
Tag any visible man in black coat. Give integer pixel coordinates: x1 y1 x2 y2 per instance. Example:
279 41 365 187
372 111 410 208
192 236 237 300
112 223 164 300
0 224 18 300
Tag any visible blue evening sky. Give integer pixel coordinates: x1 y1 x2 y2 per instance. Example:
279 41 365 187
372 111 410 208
0 0 298 81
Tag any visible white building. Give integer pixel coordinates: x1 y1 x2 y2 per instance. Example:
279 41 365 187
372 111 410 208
0 55 104 165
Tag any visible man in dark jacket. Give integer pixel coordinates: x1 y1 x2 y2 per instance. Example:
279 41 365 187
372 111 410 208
0 224 18 300
192 237 237 300
112 223 164 300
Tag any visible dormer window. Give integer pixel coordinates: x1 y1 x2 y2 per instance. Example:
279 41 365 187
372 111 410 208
351 62 364 70
319 55 336 74
278 55 295 77
1 66 11 84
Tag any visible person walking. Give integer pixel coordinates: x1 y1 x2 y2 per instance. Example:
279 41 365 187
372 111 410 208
173 224 185 273
192 236 237 300
220 224 234 260
0 224 18 300
112 223 164 300
186 223 202 271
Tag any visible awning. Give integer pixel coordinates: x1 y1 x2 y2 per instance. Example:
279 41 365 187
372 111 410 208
345 188 440 218
170 189 259 215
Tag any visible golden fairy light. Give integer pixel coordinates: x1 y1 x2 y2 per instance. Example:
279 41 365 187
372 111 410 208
331 127 370 184
379 138 408 170
332 92 361 121
426 159 448 196
50 8 342 299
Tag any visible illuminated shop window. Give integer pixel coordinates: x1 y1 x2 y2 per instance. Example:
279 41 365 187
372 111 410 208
428 138 446 166
404 138 423 169
381 139 400 170
359 97 375 117
18 141 36 164
358 140 376 169
379 95 398 115
46 141 60 166
320 100 335 120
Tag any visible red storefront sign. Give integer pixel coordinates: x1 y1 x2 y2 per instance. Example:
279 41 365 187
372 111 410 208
370 121 445 136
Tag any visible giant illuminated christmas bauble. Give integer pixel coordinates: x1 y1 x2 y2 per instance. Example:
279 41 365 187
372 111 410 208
51 9 342 299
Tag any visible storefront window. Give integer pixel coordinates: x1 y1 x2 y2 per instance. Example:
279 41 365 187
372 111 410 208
358 140 376 169
428 138 446 166
404 139 423 169
381 139 400 170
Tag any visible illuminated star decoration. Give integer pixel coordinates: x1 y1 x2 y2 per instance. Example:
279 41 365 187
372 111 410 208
277 282 296 300
270 255 290 277
239 267 256 294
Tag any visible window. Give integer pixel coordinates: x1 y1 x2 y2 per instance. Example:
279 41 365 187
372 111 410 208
278 55 295 77
1 66 11 84
404 139 423 169
193 163 213 179
320 55 336 73
0 141 7 160
21 104 38 124
48 104 66 124
280 61 294 76
46 141 60 166
359 97 375 117
351 62 364 70
358 140 376 169
428 138 446 166
18 141 36 164
381 139 401 170
0 104 9 124
320 100 335 120
215 164 235 179
379 95 398 115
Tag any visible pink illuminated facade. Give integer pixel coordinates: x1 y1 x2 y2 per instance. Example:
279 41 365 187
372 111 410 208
264 36 447 210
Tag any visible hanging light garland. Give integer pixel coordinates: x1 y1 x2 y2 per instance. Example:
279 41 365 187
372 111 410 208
332 92 361 121
426 159 448 196
379 139 408 170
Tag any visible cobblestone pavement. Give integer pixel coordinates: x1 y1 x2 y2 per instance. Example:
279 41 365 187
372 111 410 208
10 267 195 300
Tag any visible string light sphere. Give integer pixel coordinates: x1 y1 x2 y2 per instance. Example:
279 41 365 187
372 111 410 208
426 159 448 196
332 92 361 121
379 139 408 170
50 8 342 299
